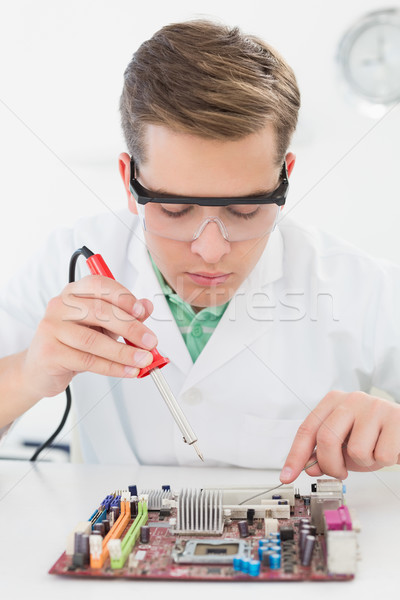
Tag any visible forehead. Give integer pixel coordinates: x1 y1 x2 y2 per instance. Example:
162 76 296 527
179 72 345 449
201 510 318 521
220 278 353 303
138 123 279 197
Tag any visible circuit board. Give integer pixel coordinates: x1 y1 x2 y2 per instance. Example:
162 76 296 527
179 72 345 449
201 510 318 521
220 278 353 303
50 479 359 582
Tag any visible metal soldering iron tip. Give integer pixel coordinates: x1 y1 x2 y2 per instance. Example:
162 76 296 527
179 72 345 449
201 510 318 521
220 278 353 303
192 442 204 462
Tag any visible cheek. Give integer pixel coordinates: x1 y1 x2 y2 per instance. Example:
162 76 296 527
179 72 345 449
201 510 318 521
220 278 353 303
144 234 189 271
233 236 270 269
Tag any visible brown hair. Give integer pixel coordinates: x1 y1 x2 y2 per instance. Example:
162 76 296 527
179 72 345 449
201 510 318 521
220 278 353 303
120 20 300 166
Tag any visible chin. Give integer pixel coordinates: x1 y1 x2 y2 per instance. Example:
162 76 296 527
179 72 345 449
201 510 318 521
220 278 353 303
182 285 234 308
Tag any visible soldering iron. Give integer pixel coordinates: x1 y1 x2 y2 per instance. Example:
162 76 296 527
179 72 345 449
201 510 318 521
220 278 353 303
31 245 204 462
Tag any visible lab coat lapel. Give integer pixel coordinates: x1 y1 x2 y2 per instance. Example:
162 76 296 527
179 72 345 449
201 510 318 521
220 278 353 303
180 228 284 392
125 225 193 376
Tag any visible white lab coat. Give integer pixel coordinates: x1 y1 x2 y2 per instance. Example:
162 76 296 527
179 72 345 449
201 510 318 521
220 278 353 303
0 208 399 468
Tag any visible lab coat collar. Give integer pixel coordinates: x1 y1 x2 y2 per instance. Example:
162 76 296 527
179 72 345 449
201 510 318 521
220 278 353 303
126 221 284 386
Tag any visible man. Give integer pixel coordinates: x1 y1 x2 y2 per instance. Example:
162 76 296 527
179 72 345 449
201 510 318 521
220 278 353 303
0 20 399 481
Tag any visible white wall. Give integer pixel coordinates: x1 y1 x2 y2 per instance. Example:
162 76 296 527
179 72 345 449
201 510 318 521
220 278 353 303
1 0 399 450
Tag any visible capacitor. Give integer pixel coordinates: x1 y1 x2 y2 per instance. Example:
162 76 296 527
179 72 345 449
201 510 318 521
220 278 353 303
258 539 270 547
74 532 83 555
233 557 242 571
79 534 90 566
269 553 281 570
268 536 281 545
301 535 316 567
249 560 261 576
130 499 138 518
110 506 120 521
308 525 317 536
238 520 250 538
247 508 255 525
258 546 270 561
241 558 250 573
93 522 105 537
299 529 309 555
262 550 274 567
102 519 110 534
303 496 311 506
300 518 310 526
140 525 150 544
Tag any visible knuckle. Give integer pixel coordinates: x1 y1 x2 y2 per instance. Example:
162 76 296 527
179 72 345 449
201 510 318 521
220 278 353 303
80 328 99 351
346 391 364 406
116 342 129 364
324 390 341 403
81 351 96 371
316 427 338 448
347 443 372 465
125 321 140 344
46 295 61 315
91 300 108 323
107 360 126 377
374 449 396 466
296 422 315 439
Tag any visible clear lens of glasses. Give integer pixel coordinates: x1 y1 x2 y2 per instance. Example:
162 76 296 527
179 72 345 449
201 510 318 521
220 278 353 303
136 201 280 242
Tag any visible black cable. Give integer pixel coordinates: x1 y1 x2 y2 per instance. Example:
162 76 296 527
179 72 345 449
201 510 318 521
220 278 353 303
30 246 94 461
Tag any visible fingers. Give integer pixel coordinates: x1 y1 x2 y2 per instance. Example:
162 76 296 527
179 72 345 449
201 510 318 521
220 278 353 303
55 323 154 372
62 276 154 324
280 391 346 483
373 418 400 466
281 391 400 484
54 340 141 379
54 295 158 350
345 406 382 469
312 404 354 479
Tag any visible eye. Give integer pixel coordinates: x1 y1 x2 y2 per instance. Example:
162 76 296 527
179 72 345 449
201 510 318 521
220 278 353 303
226 205 260 219
159 204 194 218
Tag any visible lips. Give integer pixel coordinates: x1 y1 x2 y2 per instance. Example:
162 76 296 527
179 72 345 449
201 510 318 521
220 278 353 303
186 271 231 286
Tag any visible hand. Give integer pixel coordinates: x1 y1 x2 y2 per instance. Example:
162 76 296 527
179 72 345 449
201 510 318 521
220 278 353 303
23 275 157 399
280 390 400 483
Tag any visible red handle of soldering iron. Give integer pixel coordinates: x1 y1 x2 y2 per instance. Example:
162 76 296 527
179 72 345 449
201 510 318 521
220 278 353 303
86 253 169 378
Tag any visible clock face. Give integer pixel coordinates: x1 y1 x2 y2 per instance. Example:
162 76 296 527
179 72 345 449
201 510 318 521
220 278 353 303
339 9 400 104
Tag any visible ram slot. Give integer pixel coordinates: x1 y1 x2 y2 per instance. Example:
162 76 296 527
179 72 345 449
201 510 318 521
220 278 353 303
90 499 131 569
109 500 148 570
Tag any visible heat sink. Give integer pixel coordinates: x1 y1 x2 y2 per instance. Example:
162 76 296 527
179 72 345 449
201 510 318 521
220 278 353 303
175 489 223 535
140 489 173 510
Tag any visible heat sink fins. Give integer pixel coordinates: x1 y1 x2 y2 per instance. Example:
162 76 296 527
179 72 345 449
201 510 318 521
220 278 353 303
175 489 223 535
140 489 173 510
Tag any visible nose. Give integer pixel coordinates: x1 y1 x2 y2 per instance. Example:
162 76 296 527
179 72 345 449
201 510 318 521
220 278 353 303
190 220 231 263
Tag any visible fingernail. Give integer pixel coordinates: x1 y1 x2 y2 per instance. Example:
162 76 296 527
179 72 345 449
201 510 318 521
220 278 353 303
132 301 145 318
134 350 153 368
142 332 157 349
124 366 139 377
280 467 293 482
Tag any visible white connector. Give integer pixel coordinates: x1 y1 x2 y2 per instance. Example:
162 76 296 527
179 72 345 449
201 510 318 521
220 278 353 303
108 539 122 561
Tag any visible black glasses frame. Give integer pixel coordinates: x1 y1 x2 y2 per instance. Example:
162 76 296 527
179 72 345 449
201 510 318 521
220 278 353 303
129 158 289 207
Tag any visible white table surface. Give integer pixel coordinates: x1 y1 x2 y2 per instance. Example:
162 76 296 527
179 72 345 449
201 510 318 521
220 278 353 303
0 460 399 600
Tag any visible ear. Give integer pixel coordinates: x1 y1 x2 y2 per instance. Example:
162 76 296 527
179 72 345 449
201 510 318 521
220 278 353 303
280 152 296 213
118 152 137 214
285 152 296 177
